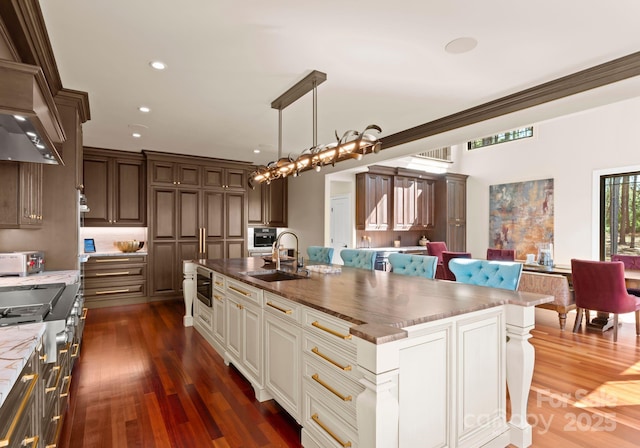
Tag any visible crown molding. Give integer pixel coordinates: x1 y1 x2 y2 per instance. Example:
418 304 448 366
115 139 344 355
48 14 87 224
383 51 640 149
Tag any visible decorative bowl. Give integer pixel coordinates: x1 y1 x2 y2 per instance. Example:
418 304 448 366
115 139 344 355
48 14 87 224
114 240 144 253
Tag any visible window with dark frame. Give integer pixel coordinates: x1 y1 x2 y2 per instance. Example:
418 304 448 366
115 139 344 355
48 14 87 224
467 126 534 150
600 172 640 260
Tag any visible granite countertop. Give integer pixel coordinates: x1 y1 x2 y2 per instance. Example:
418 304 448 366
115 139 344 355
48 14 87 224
197 258 554 344
359 245 428 252
0 323 45 408
0 270 80 287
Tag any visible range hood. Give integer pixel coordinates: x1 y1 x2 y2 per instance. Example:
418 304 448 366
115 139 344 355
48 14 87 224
0 60 66 165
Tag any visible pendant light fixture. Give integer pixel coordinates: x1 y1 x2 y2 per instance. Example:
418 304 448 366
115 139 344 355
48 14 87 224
249 70 382 187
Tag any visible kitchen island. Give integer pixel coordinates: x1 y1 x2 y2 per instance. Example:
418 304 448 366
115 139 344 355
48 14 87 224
183 258 552 448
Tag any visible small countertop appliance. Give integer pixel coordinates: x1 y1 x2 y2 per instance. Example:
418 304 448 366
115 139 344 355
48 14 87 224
0 251 45 276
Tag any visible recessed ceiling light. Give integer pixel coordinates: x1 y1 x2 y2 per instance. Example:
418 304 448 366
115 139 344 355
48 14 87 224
149 61 167 70
13 115 26 121
253 149 261 154
132 132 142 138
138 106 151 113
444 37 478 54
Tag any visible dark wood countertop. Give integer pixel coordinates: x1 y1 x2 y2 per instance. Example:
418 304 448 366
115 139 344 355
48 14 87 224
195 258 554 344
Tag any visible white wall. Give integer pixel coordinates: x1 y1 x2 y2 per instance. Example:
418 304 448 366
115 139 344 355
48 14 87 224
458 95 640 266
286 81 640 267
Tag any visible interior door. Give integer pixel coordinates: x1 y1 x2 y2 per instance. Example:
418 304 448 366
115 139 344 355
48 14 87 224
330 195 351 264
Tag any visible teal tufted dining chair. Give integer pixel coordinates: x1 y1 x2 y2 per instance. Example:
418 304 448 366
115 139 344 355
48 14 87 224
340 249 376 270
388 253 438 279
307 246 334 264
448 258 523 291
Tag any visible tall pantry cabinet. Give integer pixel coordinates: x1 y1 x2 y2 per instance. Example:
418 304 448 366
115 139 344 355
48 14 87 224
145 151 251 298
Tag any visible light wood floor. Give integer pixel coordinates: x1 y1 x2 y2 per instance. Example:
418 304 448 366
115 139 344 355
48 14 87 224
60 299 640 447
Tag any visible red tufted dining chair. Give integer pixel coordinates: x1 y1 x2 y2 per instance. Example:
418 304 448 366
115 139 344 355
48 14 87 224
486 248 516 261
571 259 640 342
611 254 640 297
442 251 472 280
426 241 448 279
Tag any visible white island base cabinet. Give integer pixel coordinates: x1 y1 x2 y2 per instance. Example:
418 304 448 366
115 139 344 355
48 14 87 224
183 263 537 448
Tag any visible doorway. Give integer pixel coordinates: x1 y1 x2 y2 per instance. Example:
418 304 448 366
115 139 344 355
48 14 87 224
330 194 351 264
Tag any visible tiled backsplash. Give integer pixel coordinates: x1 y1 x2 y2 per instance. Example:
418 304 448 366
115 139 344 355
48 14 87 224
79 227 148 253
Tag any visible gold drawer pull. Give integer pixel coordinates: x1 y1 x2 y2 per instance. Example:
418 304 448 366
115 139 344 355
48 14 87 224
81 308 88 320
229 285 251 297
213 294 224 302
311 321 352 340
95 271 130 276
60 375 71 398
96 258 130 262
266 301 293 314
311 413 352 447
21 436 39 448
214 281 224 287
71 343 80 358
46 365 62 393
311 347 352 371
0 373 38 447
311 374 352 401
198 314 211 324
95 289 130 295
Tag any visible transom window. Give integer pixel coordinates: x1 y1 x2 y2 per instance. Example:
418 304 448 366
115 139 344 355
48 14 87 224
467 126 533 150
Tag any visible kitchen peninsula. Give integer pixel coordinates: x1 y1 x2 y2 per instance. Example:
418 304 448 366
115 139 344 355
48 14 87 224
183 258 553 448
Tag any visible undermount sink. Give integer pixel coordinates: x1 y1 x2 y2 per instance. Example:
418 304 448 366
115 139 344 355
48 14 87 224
240 269 309 282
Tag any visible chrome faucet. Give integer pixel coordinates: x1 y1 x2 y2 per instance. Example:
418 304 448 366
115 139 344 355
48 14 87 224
272 231 298 271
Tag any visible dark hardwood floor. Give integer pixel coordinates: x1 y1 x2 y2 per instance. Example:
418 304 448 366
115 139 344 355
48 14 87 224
59 299 640 447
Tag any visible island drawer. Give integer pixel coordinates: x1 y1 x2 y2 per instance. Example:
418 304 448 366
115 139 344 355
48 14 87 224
302 331 360 384
226 278 262 305
194 299 214 336
264 292 302 323
213 273 226 292
302 308 356 354
303 354 363 425
303 385 359 448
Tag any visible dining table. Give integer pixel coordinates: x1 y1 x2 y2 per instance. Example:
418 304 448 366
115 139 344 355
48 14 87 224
522 263 640 331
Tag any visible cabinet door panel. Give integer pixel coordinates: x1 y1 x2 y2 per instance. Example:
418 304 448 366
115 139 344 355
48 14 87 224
226 240 245 259
150 161 175 185
265 178 287 227
151 242 176 295
178 165 200 186
226 296 242 360
243 304 262 380
115 160 145 225
248 183 265 226
206 241 224 260
83 158 110 225
226 169 246 190
204 191 224 239
226 193 246 239
203 166 223 189
152 189 176 239
178 190 200 239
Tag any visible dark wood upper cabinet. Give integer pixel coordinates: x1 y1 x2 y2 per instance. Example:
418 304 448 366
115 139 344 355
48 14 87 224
0 161 43 228
83 148 146 227
248 178 288 228
203 166 247 191
149 160 200 187
356 167 394 231
393 169 436 231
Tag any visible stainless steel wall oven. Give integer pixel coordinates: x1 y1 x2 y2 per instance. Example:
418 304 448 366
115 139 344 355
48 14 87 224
196 267 212 307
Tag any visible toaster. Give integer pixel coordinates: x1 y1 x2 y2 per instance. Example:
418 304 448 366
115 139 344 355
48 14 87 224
0 251 45 276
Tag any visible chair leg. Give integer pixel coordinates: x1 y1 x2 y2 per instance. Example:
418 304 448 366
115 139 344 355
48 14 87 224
573 308 583 333
558 313 567 330
613 314 619 342
636 310 640 336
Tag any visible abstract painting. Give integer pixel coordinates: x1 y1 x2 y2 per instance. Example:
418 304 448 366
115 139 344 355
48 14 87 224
489 178 554 259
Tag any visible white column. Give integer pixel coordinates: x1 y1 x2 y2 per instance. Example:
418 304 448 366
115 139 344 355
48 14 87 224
505 304 535 448
355 336 400 447
183 261 195 327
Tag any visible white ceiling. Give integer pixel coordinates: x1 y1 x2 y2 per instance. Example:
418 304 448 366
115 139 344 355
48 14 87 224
39 0 640 166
